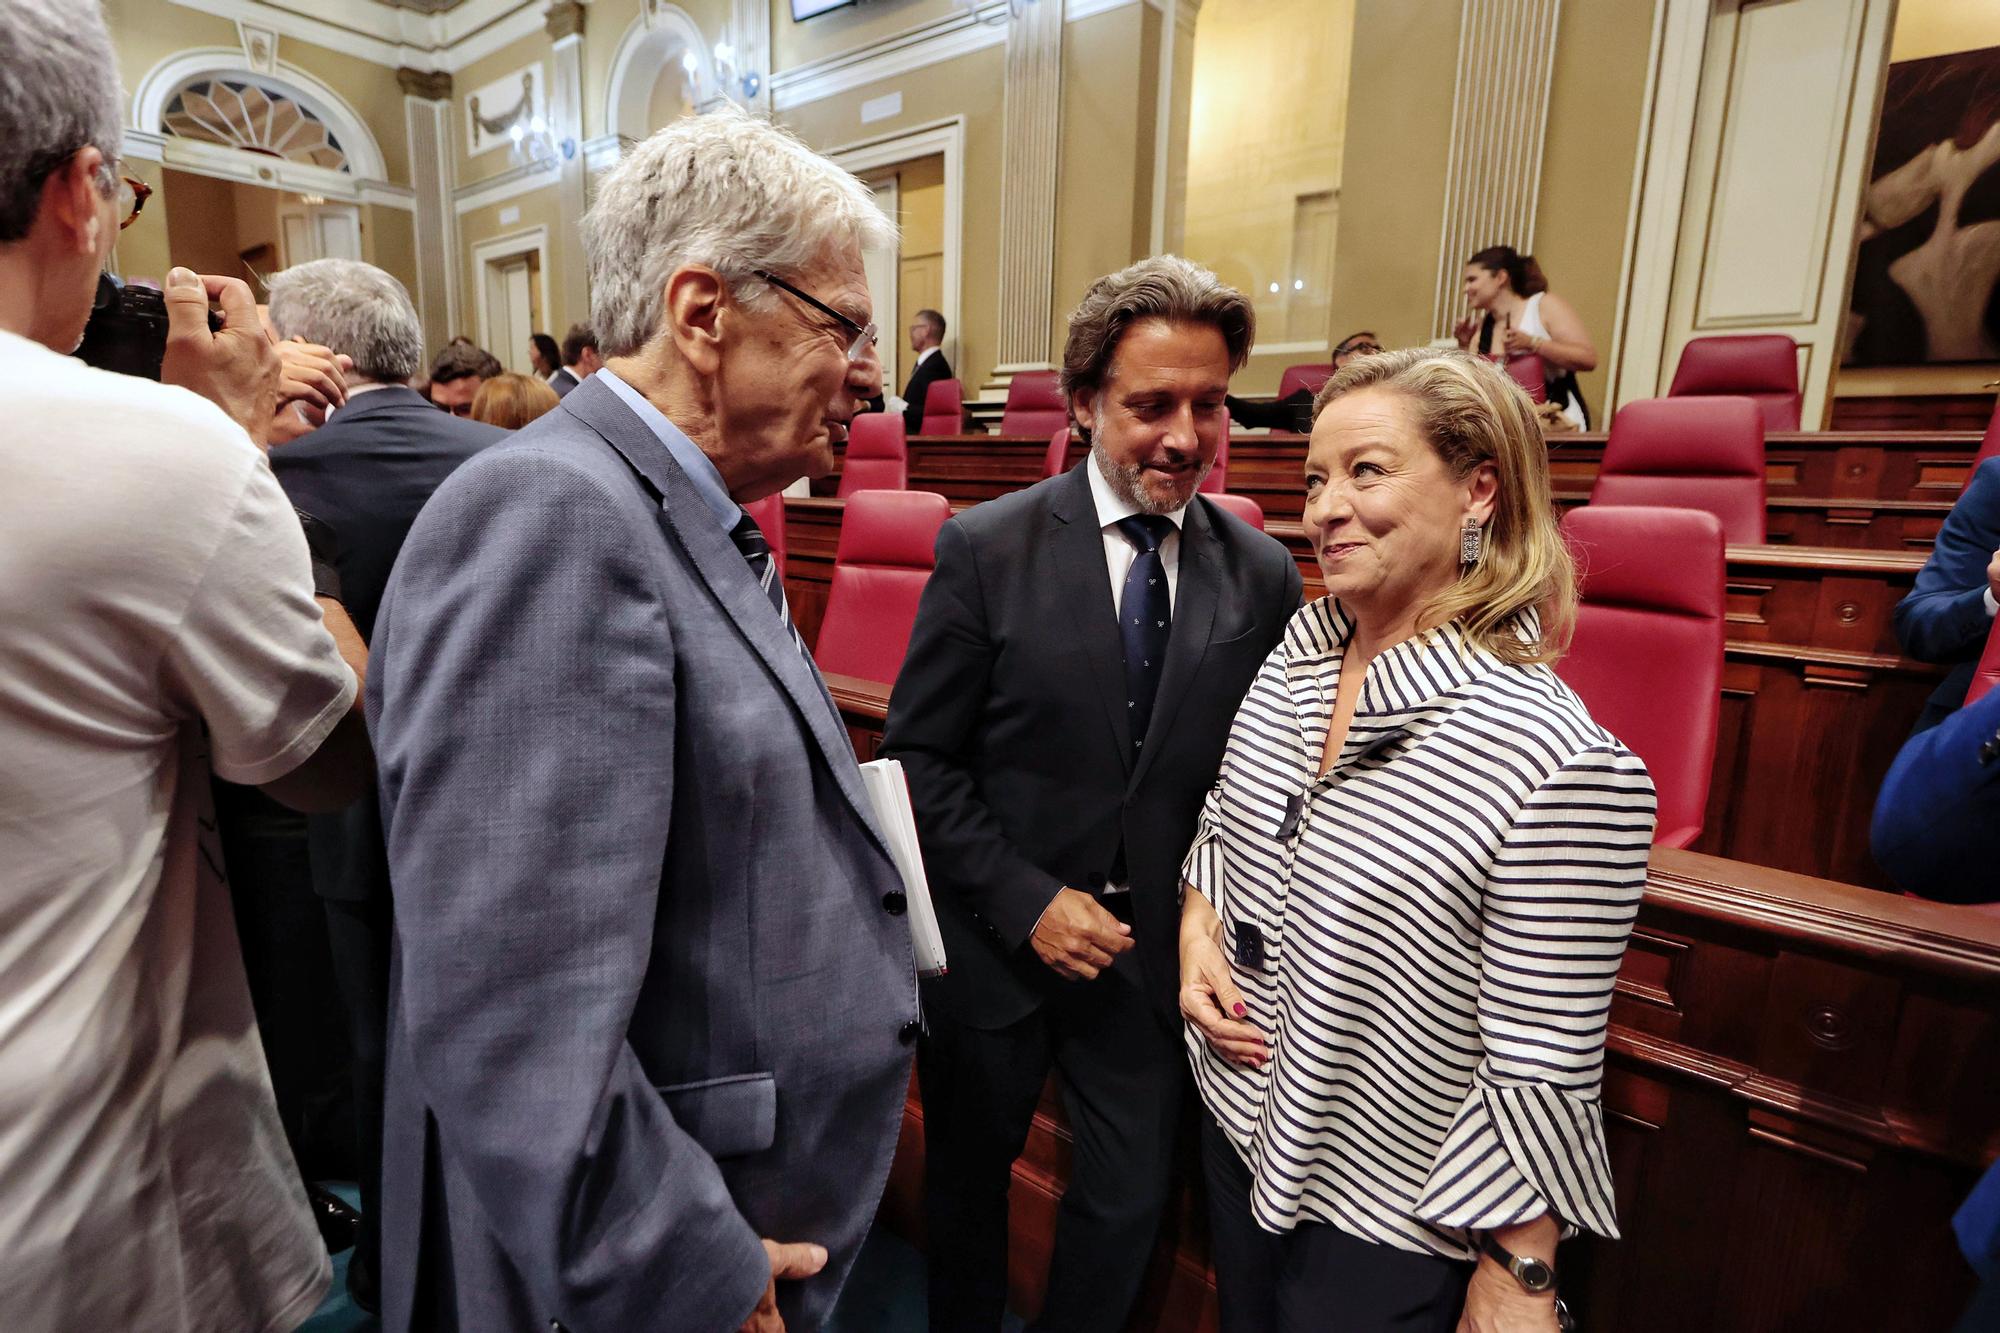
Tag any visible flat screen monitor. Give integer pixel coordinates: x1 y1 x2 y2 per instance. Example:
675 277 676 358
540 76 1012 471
792 0 855 18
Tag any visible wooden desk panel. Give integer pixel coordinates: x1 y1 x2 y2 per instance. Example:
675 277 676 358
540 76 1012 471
824 672 2000 1333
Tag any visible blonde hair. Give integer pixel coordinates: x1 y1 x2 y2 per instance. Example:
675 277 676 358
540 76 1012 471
470 372 560 431
1312 347 1575 664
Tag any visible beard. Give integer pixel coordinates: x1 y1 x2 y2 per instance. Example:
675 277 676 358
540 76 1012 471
1090 436 1212 516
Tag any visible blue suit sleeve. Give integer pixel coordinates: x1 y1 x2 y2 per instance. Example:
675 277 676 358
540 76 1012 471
1895 459 2000 663
367 449 769 1330
1871 684 2000 903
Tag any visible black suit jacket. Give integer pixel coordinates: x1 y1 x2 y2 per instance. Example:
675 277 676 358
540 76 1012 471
271 385 503 903
900 349 954 434
549 367 581 398
882 463 1302 1024
271 386 504 641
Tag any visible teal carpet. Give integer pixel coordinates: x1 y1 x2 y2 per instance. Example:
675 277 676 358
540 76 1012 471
295 1187 1022 1333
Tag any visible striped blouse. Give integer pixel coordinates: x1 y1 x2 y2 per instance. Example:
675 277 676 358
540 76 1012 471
1184 596 1655 1261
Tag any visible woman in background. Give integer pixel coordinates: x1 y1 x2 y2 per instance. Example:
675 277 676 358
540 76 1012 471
1453 245 1596 429
470 371 559 430
1181 347 1654 1332
527 331 562 380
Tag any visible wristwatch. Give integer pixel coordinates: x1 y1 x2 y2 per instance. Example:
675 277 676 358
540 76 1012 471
1479 1232 1556 1293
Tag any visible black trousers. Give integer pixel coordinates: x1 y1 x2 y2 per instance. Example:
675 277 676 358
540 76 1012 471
919 955 1183 1333
1201 1115 1471 1333
322 891 392 1295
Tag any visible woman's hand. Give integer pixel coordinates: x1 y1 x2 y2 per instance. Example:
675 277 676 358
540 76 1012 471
1178 891 1266 1068
1456 1258 1560 1332
1502 326 1539 357
1452 313 1480 349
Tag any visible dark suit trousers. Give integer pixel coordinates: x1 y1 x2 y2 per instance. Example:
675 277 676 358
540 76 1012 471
322 889 391 1288
919 946 1182 1333
1200 1115 1471 1333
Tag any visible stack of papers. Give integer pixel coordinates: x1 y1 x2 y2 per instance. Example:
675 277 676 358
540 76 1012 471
860 758 948 978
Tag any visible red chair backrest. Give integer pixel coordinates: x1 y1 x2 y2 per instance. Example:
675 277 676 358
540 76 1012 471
1504 353 1548 403
921 378 964 436
1589 396 1766 544
1206 493 1264 530
814 490 951 684
740 493 786 580
1001 370 1070 437
1198 432 1229 493
1043 427 1074 478
1969 613 2000 708
1667 334 1801 432
1969 399 2000 490
836 412 907 497
1556 505 1726 849
1277 363 1334 400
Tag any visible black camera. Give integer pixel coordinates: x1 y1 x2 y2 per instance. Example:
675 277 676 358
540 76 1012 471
73 272 220 381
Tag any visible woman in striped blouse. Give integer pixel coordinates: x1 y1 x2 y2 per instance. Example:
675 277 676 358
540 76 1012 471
1178 347 1655 1332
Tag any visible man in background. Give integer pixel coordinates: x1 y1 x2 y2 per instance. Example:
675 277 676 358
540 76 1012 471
264 256 506 1312
425 335 500 416
1895 456 2000 734
548 319 600 397
894 306 953 433
0 3 373 1327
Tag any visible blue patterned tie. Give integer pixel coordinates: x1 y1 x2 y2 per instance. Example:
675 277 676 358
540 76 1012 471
1116 515 1175 754
729 510 810 659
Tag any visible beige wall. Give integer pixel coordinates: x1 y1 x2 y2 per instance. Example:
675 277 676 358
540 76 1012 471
1183 0 1353 368
1052 6 1153 358
771 0 962 74
1891 0 2000 60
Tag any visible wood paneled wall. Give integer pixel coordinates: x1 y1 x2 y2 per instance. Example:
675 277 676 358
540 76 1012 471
785 495 1939 890
825 673 2000 1333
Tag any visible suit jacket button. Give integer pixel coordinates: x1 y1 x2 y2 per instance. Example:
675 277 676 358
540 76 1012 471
898 1020 920 1045
883 890 907 915
1086 872 1107 888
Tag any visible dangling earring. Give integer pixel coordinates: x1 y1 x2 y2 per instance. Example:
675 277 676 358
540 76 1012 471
1460 518 1483 567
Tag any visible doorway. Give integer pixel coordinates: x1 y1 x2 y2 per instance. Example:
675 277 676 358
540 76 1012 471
158 167 361 289
472 228 551 373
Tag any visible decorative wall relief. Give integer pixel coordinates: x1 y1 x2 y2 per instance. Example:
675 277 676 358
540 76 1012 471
1846 45 2000 366
466 63 545 158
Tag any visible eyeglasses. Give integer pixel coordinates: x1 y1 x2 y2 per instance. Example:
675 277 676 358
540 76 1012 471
116 176 152 231
1335 338 1383 358
752 269 877 362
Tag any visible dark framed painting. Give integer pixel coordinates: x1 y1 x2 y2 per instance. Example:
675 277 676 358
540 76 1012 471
1845 44 2000 367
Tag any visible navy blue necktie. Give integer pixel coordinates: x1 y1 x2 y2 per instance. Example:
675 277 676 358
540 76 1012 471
1116 514 1175 754
729 510 810 659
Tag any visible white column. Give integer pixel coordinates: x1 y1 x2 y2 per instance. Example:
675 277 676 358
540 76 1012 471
1428 0 1563 341
399 67 459 350
992 0 1065 372
730 0 773 116
547 1 591 331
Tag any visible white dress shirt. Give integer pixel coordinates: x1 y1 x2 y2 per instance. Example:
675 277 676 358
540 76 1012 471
1085 452 1186 614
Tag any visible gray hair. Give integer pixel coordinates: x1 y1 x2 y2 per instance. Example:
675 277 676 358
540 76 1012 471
0 0 124 243
1060 255 1255 411
581 104 896 357
266 258 424 383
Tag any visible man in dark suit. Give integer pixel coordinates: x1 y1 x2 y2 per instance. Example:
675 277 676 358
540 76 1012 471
549 320 600 397
897 307 952 434
1871 649 2000 903
1895 457 2000 734
883 255 1302 1332
264 257 504 1311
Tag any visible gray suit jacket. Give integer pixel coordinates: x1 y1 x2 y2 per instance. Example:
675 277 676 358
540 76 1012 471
366 375 919 1332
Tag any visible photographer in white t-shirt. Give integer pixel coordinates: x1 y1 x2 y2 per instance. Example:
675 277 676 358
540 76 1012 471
0 4 376 1330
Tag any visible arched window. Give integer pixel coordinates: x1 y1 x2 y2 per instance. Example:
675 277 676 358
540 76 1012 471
161 77 350 173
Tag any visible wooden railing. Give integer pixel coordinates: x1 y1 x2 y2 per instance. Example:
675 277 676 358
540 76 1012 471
824 671 2000 1333
789 497 1939 890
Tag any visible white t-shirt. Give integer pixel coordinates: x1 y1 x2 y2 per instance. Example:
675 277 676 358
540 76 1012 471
0 330 354 1332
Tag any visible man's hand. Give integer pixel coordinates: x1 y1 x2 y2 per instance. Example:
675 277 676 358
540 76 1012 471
1986 546 2000 603
161 267 280 447
735 1239 828 1333
1030 887 1134 981
268 341 352 445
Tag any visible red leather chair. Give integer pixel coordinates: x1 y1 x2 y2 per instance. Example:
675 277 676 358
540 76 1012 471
1589 396 1766 544
1967 614 2000 708
1556 505 1726 849
1667 334 1801 432
1277 364 1334 401
1001 370 1070 437
1199 433 1229 493
1043 427 1074 478
836 412 907 497
740 492 786 580
921 378 964 436
1504 353 1548 403
1206 493 1264 530
814 489 951 684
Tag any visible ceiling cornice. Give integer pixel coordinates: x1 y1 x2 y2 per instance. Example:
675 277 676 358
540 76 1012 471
166 0 545 74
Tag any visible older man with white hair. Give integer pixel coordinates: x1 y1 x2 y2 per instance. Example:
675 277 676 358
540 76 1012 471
367 107 918 1333
0 3 372 1331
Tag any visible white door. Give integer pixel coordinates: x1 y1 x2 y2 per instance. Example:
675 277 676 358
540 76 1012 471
484 255 536 372
277 202 362 266
862 174 900 403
